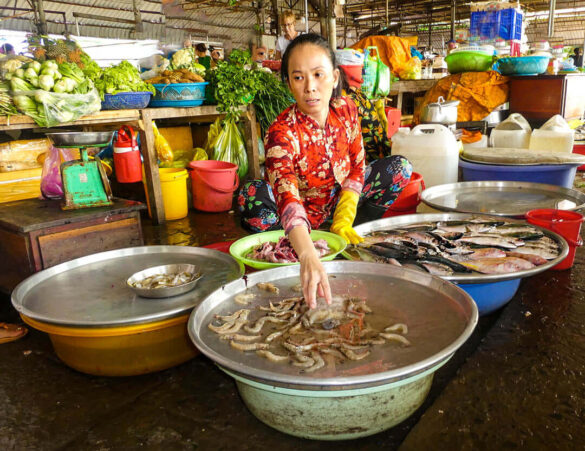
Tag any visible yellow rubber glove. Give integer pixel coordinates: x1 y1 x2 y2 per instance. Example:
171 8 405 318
330 190 364 244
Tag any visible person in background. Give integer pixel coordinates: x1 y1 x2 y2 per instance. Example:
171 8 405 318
572 48 583 68
340 73 392 163
195 43 211 70
0 43 15 55
238 33 411 308
210 47 223 67
251 44 268 63
275 10 301 60
183 39 192 49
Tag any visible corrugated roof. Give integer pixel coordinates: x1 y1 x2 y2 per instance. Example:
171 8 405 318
0 0 584 50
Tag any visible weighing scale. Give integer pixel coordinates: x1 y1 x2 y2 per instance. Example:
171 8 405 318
46 131 114 210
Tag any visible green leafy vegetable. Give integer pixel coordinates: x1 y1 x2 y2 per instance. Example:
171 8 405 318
252 70 294 135
93 61 155 100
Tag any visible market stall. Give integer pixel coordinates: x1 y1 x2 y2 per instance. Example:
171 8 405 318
1 0 585 447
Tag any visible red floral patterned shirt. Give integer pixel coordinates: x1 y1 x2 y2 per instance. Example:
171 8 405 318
265 96 365 233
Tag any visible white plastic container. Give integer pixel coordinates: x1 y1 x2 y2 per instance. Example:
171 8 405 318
490 113 532 148
391 124 459 188
463 134 488 150
529 115 575 154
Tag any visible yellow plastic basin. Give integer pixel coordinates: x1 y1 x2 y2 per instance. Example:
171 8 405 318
22 313 198 377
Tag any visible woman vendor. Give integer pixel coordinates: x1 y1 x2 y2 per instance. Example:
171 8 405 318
238 34 412 308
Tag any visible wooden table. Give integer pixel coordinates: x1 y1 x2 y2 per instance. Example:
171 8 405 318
0 105 260 225
389 79 437 110
0 198 145 294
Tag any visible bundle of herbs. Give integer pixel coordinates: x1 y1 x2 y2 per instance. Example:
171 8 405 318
253 70 294 135
207 49 292 132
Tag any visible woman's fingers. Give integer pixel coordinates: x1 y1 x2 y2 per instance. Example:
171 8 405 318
301 260 332 309
320 275 332 306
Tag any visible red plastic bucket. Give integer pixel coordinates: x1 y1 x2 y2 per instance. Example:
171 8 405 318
525 209 584 270
573 143 585 171
188 160 239 212
383 172 425 218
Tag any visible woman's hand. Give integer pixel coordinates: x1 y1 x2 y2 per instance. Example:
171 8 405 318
298 252 332 309
288 226 332 309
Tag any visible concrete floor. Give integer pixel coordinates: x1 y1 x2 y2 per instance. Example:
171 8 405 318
1 202 585 450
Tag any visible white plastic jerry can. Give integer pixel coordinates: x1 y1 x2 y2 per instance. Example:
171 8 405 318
529 114 575 154
391 123 459 188
490 113 532 149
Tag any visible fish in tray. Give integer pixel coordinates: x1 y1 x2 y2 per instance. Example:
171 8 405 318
208 286 409 373
349 218 560 276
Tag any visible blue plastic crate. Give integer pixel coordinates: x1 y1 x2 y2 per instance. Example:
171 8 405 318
499 9 523 41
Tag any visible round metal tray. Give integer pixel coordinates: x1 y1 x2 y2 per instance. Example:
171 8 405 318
188 261 478 390
348 213 569 284
421 181 585 217
46 131 115 147
126 263 202 298
11 246 244 327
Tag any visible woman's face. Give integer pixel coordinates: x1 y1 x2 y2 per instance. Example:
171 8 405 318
287 43 339 126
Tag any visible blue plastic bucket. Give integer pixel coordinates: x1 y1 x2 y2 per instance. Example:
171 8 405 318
459 159 579 189
457 279 522 316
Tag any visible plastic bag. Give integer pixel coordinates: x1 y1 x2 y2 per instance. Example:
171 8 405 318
152 121 173 162
397 57 422 80
40 145 77 199
362 47 378 99
335 49 364 66
211 119 248 180
205 118 222 155
12 88 101 128
192 148 208 161
375 58 391 97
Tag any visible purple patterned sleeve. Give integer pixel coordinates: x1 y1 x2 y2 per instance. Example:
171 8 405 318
342 179 363 196
282 202 312 235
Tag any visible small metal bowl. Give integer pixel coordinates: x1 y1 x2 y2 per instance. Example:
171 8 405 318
127 264 202 299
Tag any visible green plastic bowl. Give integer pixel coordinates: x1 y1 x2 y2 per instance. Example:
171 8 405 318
445 51 495 74
229 230 347 270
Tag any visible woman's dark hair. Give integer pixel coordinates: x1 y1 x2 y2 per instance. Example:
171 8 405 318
281 33 342 98
0 43 14 54
195 43 207 53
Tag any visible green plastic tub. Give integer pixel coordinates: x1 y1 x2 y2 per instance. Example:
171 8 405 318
445 51 495 74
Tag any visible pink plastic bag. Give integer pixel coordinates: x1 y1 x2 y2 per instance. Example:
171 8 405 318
40 145 76 199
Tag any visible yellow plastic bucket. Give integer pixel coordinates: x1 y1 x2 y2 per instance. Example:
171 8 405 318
143 167 189 220
21 314 198 376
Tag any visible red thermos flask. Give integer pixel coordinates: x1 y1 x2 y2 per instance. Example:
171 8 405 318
113 125 142 183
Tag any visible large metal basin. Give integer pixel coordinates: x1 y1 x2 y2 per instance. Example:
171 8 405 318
11 245 244 376
350 213 569 315
189 261 478 439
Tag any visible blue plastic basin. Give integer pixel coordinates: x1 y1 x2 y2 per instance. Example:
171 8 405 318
459 159 578 188
497 56 550 75
150 82 208 107
457 279 521 315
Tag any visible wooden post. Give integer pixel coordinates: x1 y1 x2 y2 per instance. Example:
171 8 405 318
450 0 456 41
328 0 336 49
241 105 262 181
133 0 144 37
36 0 48 35
272 0 280 36
139 110 166 225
